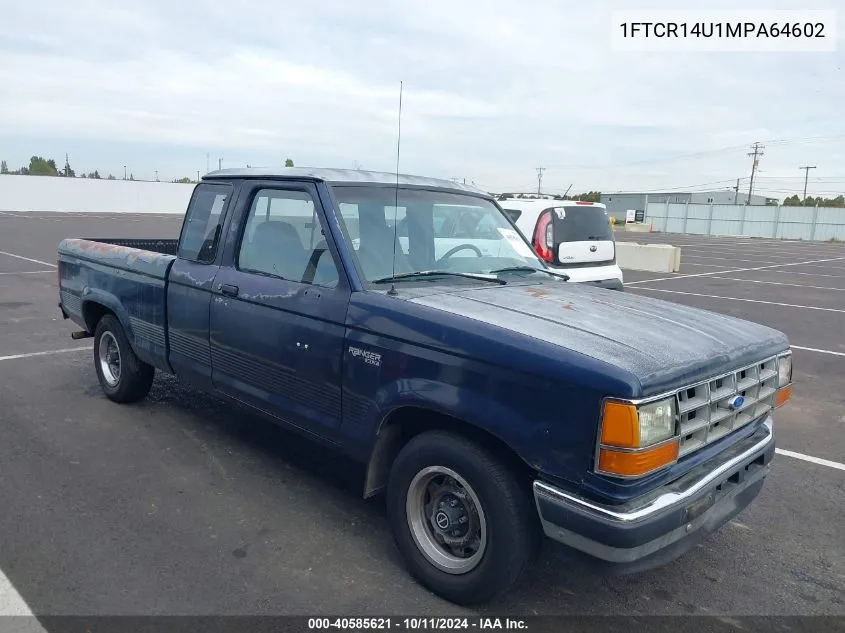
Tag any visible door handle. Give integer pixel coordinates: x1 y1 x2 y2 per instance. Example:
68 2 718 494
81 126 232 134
220 283 239 297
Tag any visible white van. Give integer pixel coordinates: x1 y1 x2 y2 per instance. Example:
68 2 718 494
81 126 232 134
496 198 624 290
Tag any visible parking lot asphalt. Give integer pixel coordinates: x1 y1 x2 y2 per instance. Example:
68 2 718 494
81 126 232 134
1 212 843 618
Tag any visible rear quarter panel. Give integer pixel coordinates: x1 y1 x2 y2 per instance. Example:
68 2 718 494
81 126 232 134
58 238 176 372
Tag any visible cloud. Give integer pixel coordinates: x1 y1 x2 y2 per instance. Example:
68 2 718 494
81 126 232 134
0 0 842 196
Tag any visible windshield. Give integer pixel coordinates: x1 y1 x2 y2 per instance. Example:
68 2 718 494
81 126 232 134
553 206 613 242
331 186 544 283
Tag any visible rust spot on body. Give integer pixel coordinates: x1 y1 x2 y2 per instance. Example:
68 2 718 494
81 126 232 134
525 288 551 299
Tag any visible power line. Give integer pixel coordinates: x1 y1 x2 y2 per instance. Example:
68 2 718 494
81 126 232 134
541 133 845 171
746 142 764 204
799 165 817 200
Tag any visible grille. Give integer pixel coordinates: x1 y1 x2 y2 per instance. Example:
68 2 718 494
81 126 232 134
676 355 779 457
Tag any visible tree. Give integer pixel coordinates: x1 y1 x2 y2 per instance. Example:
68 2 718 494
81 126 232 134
284 158 294 167
63 153 75 178
569 191 602 203
129 173 135 181
783 195 802 206
0 160 7 174
28 156 59 176
107 174 116 180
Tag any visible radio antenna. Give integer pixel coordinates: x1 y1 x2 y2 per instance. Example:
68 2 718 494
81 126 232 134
387 80 403 297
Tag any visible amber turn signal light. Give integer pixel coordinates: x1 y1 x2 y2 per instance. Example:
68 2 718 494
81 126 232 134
598 439 680 477
775 384 792 408
600 402 640 448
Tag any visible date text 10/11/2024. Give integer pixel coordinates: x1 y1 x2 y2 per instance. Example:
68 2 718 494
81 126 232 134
308 618 528 630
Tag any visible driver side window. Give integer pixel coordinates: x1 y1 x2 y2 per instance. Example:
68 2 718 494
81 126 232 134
237 189 340 288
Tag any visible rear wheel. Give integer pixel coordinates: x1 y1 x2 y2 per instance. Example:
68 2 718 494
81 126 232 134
386 431 539 605
93 314 154 403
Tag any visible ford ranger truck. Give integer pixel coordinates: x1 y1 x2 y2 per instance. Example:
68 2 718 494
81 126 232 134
57 168 792 605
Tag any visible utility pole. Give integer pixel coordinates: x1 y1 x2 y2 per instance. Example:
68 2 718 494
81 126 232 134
123 165 127 180
799 165 816 201
746 142 764 204
206 153 210 174
155 170 159 182
536 167 546 195
733 178 740 204
196 170 200 182
218 157 222 170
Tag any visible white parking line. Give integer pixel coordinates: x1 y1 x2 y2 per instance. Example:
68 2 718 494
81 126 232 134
776 449 845 471
626 256 845 285
761 270 845 279
630 286 845 313
682 254 780 264
680 263 735 268
0 347 90 362
0 270 55 276
0 568 44 622
0 250 57 268
708 277 845 291
675 244 812 256
791 345 845 357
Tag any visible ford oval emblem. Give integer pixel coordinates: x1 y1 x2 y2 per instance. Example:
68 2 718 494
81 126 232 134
728 395 745 410
589 245 598 252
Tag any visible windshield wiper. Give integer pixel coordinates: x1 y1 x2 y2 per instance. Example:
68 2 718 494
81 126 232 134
489 266 570 281
372 271 507 285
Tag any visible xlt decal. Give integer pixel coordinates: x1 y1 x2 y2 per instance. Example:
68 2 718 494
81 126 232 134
349 346 382 367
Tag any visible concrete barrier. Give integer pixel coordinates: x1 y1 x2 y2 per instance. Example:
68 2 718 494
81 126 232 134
624 223 653 233
616 242 681 273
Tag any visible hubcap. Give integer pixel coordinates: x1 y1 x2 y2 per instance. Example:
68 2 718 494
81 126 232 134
406 466 487 574
98 331 121 387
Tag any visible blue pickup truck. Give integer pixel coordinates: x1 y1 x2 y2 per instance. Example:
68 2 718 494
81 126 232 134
57 168 793 604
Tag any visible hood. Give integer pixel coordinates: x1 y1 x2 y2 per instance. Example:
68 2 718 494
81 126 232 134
405 281 789 394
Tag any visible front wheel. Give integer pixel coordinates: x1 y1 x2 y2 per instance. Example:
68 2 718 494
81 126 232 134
93 313 154 403
386 431 540 605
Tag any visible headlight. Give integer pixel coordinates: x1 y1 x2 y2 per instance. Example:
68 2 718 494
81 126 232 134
637 398 677 446
597 397 678 477
778 353 792 387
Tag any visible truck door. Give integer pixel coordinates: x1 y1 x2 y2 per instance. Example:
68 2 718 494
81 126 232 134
167 182 234 390
209 182 349 437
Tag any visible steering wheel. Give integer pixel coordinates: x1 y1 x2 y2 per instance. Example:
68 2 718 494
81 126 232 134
437 243 483 265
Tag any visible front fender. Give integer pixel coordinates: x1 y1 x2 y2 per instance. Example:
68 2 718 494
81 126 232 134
373 377 547 471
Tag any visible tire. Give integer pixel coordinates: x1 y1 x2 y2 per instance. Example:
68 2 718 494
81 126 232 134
386 431 540 605
93 313 154 403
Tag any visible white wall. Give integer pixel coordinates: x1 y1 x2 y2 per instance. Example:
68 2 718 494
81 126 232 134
0 175 195 214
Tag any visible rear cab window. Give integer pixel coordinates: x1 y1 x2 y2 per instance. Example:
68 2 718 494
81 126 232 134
178 183 232 263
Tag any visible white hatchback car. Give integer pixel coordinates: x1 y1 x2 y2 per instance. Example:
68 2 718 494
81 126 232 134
496 198 624 290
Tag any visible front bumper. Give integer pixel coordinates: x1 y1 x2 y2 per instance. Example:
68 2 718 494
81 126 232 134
533 418 775 572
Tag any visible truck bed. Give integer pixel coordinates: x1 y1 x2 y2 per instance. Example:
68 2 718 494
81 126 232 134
57 237 178 373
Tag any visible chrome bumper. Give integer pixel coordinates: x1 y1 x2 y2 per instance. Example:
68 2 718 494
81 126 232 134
533 418 775 569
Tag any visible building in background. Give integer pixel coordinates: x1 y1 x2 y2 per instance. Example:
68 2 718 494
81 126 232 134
601 191 775 221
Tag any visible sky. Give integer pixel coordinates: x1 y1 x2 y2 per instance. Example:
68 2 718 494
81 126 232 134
0 0 843 200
